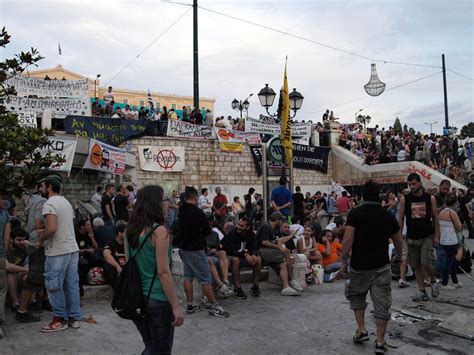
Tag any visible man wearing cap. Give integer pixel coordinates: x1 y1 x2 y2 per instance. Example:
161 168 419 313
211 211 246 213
256 212 301 296
37 175 82 332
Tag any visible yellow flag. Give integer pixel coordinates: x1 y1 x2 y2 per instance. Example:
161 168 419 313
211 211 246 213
280 60 292 165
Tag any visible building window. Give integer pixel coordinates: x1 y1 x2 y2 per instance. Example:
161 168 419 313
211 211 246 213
171 103 176 110
122 99 128 104
139 100 145 107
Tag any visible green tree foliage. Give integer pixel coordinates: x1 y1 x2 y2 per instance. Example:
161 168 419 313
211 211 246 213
460 122 474 137
409 127 416 135
393 116 402 134
0 27 63 197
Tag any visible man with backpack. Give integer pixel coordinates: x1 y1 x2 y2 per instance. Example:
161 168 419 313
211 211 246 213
178 187 230 318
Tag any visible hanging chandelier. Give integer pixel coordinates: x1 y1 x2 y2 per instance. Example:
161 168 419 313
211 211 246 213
364 63 386 96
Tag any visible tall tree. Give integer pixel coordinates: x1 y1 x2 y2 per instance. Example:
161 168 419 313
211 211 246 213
393 116 402 134
460 122 474 137
0 27 63 197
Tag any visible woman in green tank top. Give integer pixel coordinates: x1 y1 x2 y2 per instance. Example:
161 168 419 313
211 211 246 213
126 185 184 354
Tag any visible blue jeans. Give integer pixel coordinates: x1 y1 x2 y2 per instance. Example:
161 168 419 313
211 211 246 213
440 244 459 286
133 299 175 355
323 262 341 283
44 252 83 320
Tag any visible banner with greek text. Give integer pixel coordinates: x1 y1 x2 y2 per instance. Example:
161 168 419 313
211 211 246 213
138 146 185 172
245 116 311 138
17 112 37 128
166 120 214 140
6 76 89 98
64 116 148 146
83 139 126 175
38 137 77 172
6 96 90 119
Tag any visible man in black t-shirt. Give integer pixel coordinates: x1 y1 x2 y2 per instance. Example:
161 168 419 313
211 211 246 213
103 222 127 290
244 187 255 220
113 185 130 222
76 219 101 290
339 180 402 352
101 184 115 225
292 186 305 221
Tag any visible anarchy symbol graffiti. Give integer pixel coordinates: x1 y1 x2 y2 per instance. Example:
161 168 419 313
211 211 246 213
157 149 177 170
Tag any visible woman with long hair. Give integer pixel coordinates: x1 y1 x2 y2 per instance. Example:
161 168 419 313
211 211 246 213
126 185 184 354
438 192 463 289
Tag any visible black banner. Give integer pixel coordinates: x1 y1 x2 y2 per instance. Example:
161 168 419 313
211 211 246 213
64 115 148 146
292 144 330 173
249 145 263 176
249 144 331 175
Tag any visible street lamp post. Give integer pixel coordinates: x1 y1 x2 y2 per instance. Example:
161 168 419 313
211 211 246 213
231 94 253 119
424 121 438 134
257 84 304 119
356 113 371 131
94 74 101 99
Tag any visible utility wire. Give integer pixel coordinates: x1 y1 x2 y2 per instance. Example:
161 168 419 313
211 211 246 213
447 69 473 81
107 7 192 85
198 5 442 69
297 71 442 118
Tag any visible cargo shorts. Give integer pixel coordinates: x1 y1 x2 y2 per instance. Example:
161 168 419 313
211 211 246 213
344 265 392 321
407 237 435 270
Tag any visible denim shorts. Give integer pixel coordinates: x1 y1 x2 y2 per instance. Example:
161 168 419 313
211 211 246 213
208 255 219 266
179 249 212 284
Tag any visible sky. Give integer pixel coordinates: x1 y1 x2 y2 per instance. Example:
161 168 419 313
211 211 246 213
1 0 473 134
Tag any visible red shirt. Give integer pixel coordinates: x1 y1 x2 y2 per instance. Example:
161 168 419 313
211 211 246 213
213 194 228 216
336 196 350 213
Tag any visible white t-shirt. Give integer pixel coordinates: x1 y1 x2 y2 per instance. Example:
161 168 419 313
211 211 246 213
198 195 211 214
103 91 114 104
42 195 79 256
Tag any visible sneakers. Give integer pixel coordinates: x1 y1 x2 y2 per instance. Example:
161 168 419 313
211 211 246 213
453 282 463 289
281 287 300 296
375 341 388 354
40 317 68 333
305 273 314 284
15 311 40 323
352 329 370 344
289 280 304 292
251 284 260 297
234 287 247 299
441 284 456 290
200 296 212 309
412 291 429 302
68 318 80 329
217 284 234 298
186 303 200 314
430 282 440 298
398 279 410 288
208 304 230 318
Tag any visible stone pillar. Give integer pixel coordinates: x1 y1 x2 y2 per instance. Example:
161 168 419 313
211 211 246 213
324 121 342 147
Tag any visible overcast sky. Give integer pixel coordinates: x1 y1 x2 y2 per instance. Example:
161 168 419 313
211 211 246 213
1 0 472 133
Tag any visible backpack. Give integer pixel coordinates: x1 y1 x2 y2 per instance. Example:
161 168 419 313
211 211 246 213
111 224 159 320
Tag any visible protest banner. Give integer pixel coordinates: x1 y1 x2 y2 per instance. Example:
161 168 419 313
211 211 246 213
245 116 311 138
214 127 261 153
167 120 214 140
138 146 185 172
38 137 77 172
64 116 148 146
292 144 330 173
249 143 331 175
16 112 37 128
6 96 90 119
6 76 89 98
83 139 126 175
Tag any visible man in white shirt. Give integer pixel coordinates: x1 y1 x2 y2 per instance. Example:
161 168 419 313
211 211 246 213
198 188 212 215
91 186 102 210
103 86 114 104
37 175 82 333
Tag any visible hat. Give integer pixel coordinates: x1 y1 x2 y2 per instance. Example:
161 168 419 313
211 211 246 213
269 212 283 222
38 174 62 184
325 222 337 231
93 217 105 228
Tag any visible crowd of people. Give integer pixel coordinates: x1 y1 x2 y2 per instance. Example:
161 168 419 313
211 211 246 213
1 167 473 353
339 123 473 186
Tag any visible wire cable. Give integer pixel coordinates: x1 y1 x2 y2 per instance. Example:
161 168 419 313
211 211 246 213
198 5 442 69
447 69 473 81
107 7 192 85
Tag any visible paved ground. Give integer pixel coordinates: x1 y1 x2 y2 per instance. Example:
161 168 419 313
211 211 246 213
1 240 474 355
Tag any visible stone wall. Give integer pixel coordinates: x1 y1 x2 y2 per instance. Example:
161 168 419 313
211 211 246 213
128 136 333 198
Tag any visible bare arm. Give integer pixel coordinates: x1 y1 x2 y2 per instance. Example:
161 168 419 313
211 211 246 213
449 211 463 232
41 214 57 241
6 260 28 273
340 226 355 265
391 230 403 258
320 240 332 257
3 222 11 253
103 249 122 272
431 195 440 245
89 234 99 251
262 240 280 250
154 226 184 327
397 196 406 230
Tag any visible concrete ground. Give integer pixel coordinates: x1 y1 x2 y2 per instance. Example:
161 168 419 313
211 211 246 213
1 240 474 355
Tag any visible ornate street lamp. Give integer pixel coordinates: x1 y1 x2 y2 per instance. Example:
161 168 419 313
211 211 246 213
258 84 303 118
231 94 253 119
